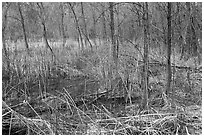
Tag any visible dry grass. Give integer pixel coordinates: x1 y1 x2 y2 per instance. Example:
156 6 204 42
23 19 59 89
2 39 202 135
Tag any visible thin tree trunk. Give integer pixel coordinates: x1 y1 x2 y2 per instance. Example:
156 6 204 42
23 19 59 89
2 3 9 58
91 4 97 47
101 3 107 41
116 3 120 62
106 2 115 99
81 2 88 47
68 3 84 51
42 21 53 53
18 3 30 53
60 3 66 47
37 3 55 59
109 2 119 109
2 2 11 75
109 2 117 66
166 2 172 96
141 2 149 110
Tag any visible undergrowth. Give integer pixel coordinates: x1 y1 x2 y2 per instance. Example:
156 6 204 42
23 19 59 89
2 39 202 135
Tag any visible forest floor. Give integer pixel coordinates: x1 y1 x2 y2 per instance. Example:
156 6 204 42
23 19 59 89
2 41 202 135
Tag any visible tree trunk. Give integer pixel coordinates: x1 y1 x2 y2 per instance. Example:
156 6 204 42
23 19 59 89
116 3 120 62
60 3 66 47
91 4 97 47
18 3 30 54
69 3 84 51
166 2 172 96
141 2 149 110
42 21 53 54
101 3 107 41
109 2 120 109
81 2 88 47
109 2 117 66
37 3 55 60
2 2 11 75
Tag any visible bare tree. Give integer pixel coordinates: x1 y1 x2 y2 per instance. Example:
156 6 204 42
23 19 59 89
36 2 55 56
80 2 88 46
59 3 66 47
18 3 30 54
180 2 191 60
2 2 11 74
101 3 107 41
141 2 149 110
90 3 97 46
109 2 118 66
166 2 172 96
68 3 84 51
116 3 120 64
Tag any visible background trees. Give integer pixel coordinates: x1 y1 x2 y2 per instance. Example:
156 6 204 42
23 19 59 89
3 1 202 104
3 2 201 47
2 2 202 135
